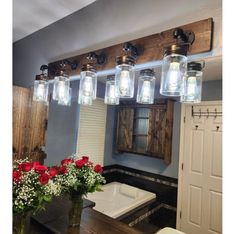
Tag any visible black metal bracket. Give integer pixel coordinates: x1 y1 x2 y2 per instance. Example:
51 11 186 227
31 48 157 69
87 52 107 65
123 42 144 58
47 59 77 77
40 64 48 71
173 28 195 45
63 59 78 70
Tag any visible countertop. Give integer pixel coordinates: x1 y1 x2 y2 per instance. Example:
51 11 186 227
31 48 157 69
31 196 143 234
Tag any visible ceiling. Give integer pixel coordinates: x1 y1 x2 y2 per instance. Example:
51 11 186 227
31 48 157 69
13 0 96 42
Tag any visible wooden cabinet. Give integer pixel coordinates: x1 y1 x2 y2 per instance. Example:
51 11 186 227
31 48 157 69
13 86 48 163
116 100 174 165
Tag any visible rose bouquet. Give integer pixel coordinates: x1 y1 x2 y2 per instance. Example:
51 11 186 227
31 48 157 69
53 154 106 227
13 158 62 234
54 155 105 195
13 159 61 214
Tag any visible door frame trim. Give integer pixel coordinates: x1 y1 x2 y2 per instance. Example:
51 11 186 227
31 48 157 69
176 100 222 230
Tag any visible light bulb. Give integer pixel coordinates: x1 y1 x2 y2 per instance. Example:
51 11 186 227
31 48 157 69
78 69 97 105
36 83 45 100
186 76 197 100
104 76 119 105
137 69 155 104
166 62 180 92
108 84 118 104
33 79 48 102
57 80 66 99
140 80 151 103
160 53 187 96
119 70 130 95
82 76 93 97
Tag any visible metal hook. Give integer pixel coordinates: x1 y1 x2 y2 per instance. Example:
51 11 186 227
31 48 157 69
216 126 220 131
206 109 209 118
199 109 201 118
214 108 217 119
195 125 198 130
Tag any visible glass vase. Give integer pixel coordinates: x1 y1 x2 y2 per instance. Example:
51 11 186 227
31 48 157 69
68 192 83 227
13 211 31 234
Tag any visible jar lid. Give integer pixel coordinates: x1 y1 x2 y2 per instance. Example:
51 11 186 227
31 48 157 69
35 74 45 81
187 62 203 71
140 69 155 77
116 55 135 66
81 63 96 73
164 44 188 56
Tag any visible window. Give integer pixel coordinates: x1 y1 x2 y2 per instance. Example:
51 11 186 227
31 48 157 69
76 98 107 164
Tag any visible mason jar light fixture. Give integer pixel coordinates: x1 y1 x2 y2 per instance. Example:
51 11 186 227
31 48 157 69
52 70 70 104
115 55 135 98
33 65 49 103
181 61 204 103
160 28 195 97
104 75 119 105
78 63 97 105
160 44 188 96
137 69 156 104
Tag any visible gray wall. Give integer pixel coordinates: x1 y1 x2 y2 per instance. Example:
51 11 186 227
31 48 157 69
104 80 222 178
44 80 105 166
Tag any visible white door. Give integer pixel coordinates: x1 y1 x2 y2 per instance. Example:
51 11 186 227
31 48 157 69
178 102 222 234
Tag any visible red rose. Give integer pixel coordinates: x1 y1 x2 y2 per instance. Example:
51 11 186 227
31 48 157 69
13 170 21 183
31 161 40 168
61 158 73 166
34 164 48 174
49 167 58 177
82 156 89 163
75 159 85 168
59 166 67 174
39 173 50 185
94 164 103 173
19 162 32 172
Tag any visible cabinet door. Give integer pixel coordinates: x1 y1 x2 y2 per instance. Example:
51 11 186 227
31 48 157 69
116 108 134 151
147 107 166 158
147 100 174 164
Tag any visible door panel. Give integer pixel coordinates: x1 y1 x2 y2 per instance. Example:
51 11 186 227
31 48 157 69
180 103 222 234
208 191 222 233
190 129 204 173
188 185 202 226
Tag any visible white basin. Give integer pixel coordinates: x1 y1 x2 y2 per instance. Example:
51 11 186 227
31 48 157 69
157 227 186 234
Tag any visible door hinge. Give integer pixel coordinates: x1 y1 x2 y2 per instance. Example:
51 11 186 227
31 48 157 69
180 211 182 219
181 163 184 170
183 116 186 123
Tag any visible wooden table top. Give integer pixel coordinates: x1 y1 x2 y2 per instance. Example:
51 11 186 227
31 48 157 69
31 196 143 234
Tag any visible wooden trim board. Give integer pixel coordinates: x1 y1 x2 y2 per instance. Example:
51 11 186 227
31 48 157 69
48 18 213 78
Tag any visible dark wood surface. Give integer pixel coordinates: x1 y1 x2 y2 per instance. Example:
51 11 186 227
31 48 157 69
48 18 213 78
116 99 174 165
31 196 143 234
13 86 48 164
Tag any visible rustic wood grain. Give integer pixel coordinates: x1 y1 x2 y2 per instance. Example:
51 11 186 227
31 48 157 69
116 108 134 150
116 100 174 165
48 18 213 78
164 100 174 165
13 86 48 164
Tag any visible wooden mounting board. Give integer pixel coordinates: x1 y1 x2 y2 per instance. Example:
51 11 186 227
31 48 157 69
48 18 213 78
